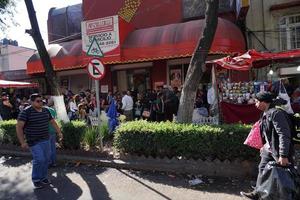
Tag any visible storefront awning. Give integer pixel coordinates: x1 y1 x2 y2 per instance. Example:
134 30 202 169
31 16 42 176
27 18 246 74
208 49 300 71
27 39 85 74
115 17 246 63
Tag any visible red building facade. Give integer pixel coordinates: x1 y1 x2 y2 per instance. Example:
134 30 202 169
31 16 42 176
27 0 248 94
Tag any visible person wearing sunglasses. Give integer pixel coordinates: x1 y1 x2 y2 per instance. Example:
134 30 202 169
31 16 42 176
16 93 63 189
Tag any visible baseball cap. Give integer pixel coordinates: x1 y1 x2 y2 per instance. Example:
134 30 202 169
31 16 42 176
255 92 274 103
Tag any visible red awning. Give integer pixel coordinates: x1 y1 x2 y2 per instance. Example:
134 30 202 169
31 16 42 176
27 18 246 74
208 49 300 71
115 18 246 63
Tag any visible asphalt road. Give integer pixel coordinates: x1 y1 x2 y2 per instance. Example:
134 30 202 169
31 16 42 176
0 156 252 200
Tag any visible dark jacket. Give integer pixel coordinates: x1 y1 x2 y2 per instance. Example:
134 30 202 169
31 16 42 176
260 106 294 160
0 100 12 120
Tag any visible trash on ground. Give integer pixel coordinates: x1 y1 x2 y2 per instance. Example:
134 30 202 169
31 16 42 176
189 178 204 186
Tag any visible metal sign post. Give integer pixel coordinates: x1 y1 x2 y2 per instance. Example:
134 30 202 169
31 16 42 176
87 57 106 151
94 80 103 150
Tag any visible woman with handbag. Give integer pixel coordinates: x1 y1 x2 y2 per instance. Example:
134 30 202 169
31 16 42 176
241 91 295 200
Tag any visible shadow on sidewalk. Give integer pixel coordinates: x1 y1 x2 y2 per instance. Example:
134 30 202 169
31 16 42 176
0 157 111 200
125 169 254 197
0 155 31 167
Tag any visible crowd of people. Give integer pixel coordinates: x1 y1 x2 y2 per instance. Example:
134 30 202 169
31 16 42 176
0 87 181 123
0 81 299 124
63 86 181 123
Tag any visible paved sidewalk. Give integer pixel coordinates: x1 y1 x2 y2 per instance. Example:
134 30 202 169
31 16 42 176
0 156 252 200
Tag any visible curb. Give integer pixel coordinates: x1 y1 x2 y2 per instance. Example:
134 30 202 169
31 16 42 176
0 148 257 178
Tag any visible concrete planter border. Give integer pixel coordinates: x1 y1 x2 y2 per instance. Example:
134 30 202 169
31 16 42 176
0 144 258 178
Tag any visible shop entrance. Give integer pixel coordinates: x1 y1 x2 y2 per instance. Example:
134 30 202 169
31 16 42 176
115 68 151 93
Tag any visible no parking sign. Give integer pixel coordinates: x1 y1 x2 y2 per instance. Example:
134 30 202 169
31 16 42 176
87 58 105 80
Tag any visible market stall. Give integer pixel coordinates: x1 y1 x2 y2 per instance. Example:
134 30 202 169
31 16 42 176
0 80 39 88
208 49 300 124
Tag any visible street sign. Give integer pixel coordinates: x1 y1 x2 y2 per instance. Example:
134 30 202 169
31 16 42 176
82 15 120 57
87 37 104 57
86 57 105 150
87 58 105 80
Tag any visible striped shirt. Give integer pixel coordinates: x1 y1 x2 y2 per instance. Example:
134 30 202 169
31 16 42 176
18 106 53 146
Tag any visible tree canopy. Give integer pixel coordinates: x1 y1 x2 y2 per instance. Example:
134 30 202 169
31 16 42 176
0 0 17 31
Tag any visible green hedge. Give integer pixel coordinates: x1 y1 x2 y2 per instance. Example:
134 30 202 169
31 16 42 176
61 121 87 150
0 120 87 150
0 120 18 145
114 121 258 161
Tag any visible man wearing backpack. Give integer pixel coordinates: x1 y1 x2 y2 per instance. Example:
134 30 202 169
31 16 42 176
16 94 63 189
241 91 295 199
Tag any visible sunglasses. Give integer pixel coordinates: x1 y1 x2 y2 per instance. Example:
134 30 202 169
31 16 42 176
35 99 43 103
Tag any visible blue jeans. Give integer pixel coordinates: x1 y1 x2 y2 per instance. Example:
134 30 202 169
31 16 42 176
49 134 57 165
30 140 50 183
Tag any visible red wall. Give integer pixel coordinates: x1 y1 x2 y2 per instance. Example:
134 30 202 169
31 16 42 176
83 0 182 29
151 60 167 89
99 65 112 92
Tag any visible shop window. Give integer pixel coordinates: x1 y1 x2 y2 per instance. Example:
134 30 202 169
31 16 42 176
279 14 300 50
169 65 183 89
115 68 151 93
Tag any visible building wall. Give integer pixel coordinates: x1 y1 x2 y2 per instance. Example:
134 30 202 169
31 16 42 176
83 0 182 29
8 45 36 71
246 0 300 51
0 45 35 72
151 60 167 89
0 45 9 71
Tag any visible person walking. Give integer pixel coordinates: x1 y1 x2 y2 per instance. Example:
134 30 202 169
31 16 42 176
16 94 63 189
121 91 133 121
240 92 295 199
43 100 58 167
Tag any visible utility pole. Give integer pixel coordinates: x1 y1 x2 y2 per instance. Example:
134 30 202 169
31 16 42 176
24 0 69 122
24 0 60 95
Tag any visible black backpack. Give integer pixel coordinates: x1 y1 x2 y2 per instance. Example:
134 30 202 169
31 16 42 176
290 113 300 144
278 108 300 144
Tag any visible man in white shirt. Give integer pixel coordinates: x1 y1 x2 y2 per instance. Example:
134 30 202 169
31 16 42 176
121 91 134 121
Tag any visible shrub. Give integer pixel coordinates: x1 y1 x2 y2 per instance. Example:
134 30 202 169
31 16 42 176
114 120 258 161
83 127 101 149
61 121 86 150
100 123 110 140
83 123 111 149
0 120 18 145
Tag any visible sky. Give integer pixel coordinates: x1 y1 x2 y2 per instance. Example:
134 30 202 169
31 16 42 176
0 0 82 49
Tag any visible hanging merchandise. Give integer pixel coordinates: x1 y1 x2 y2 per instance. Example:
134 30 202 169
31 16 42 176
218 79 270 105
278 80 294 114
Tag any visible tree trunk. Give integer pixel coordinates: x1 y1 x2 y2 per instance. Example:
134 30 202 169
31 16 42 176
24 0 60 96
177 0 219 123
24 0 69 122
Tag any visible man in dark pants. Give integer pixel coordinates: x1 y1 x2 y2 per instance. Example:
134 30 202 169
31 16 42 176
241 92 294 199
16 94 63 189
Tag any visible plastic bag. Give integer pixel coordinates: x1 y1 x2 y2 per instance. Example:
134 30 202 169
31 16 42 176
256 161 300 200
279 81 294 114
244 121 263 150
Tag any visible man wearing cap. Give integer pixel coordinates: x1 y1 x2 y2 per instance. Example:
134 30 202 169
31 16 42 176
241 91 294 199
